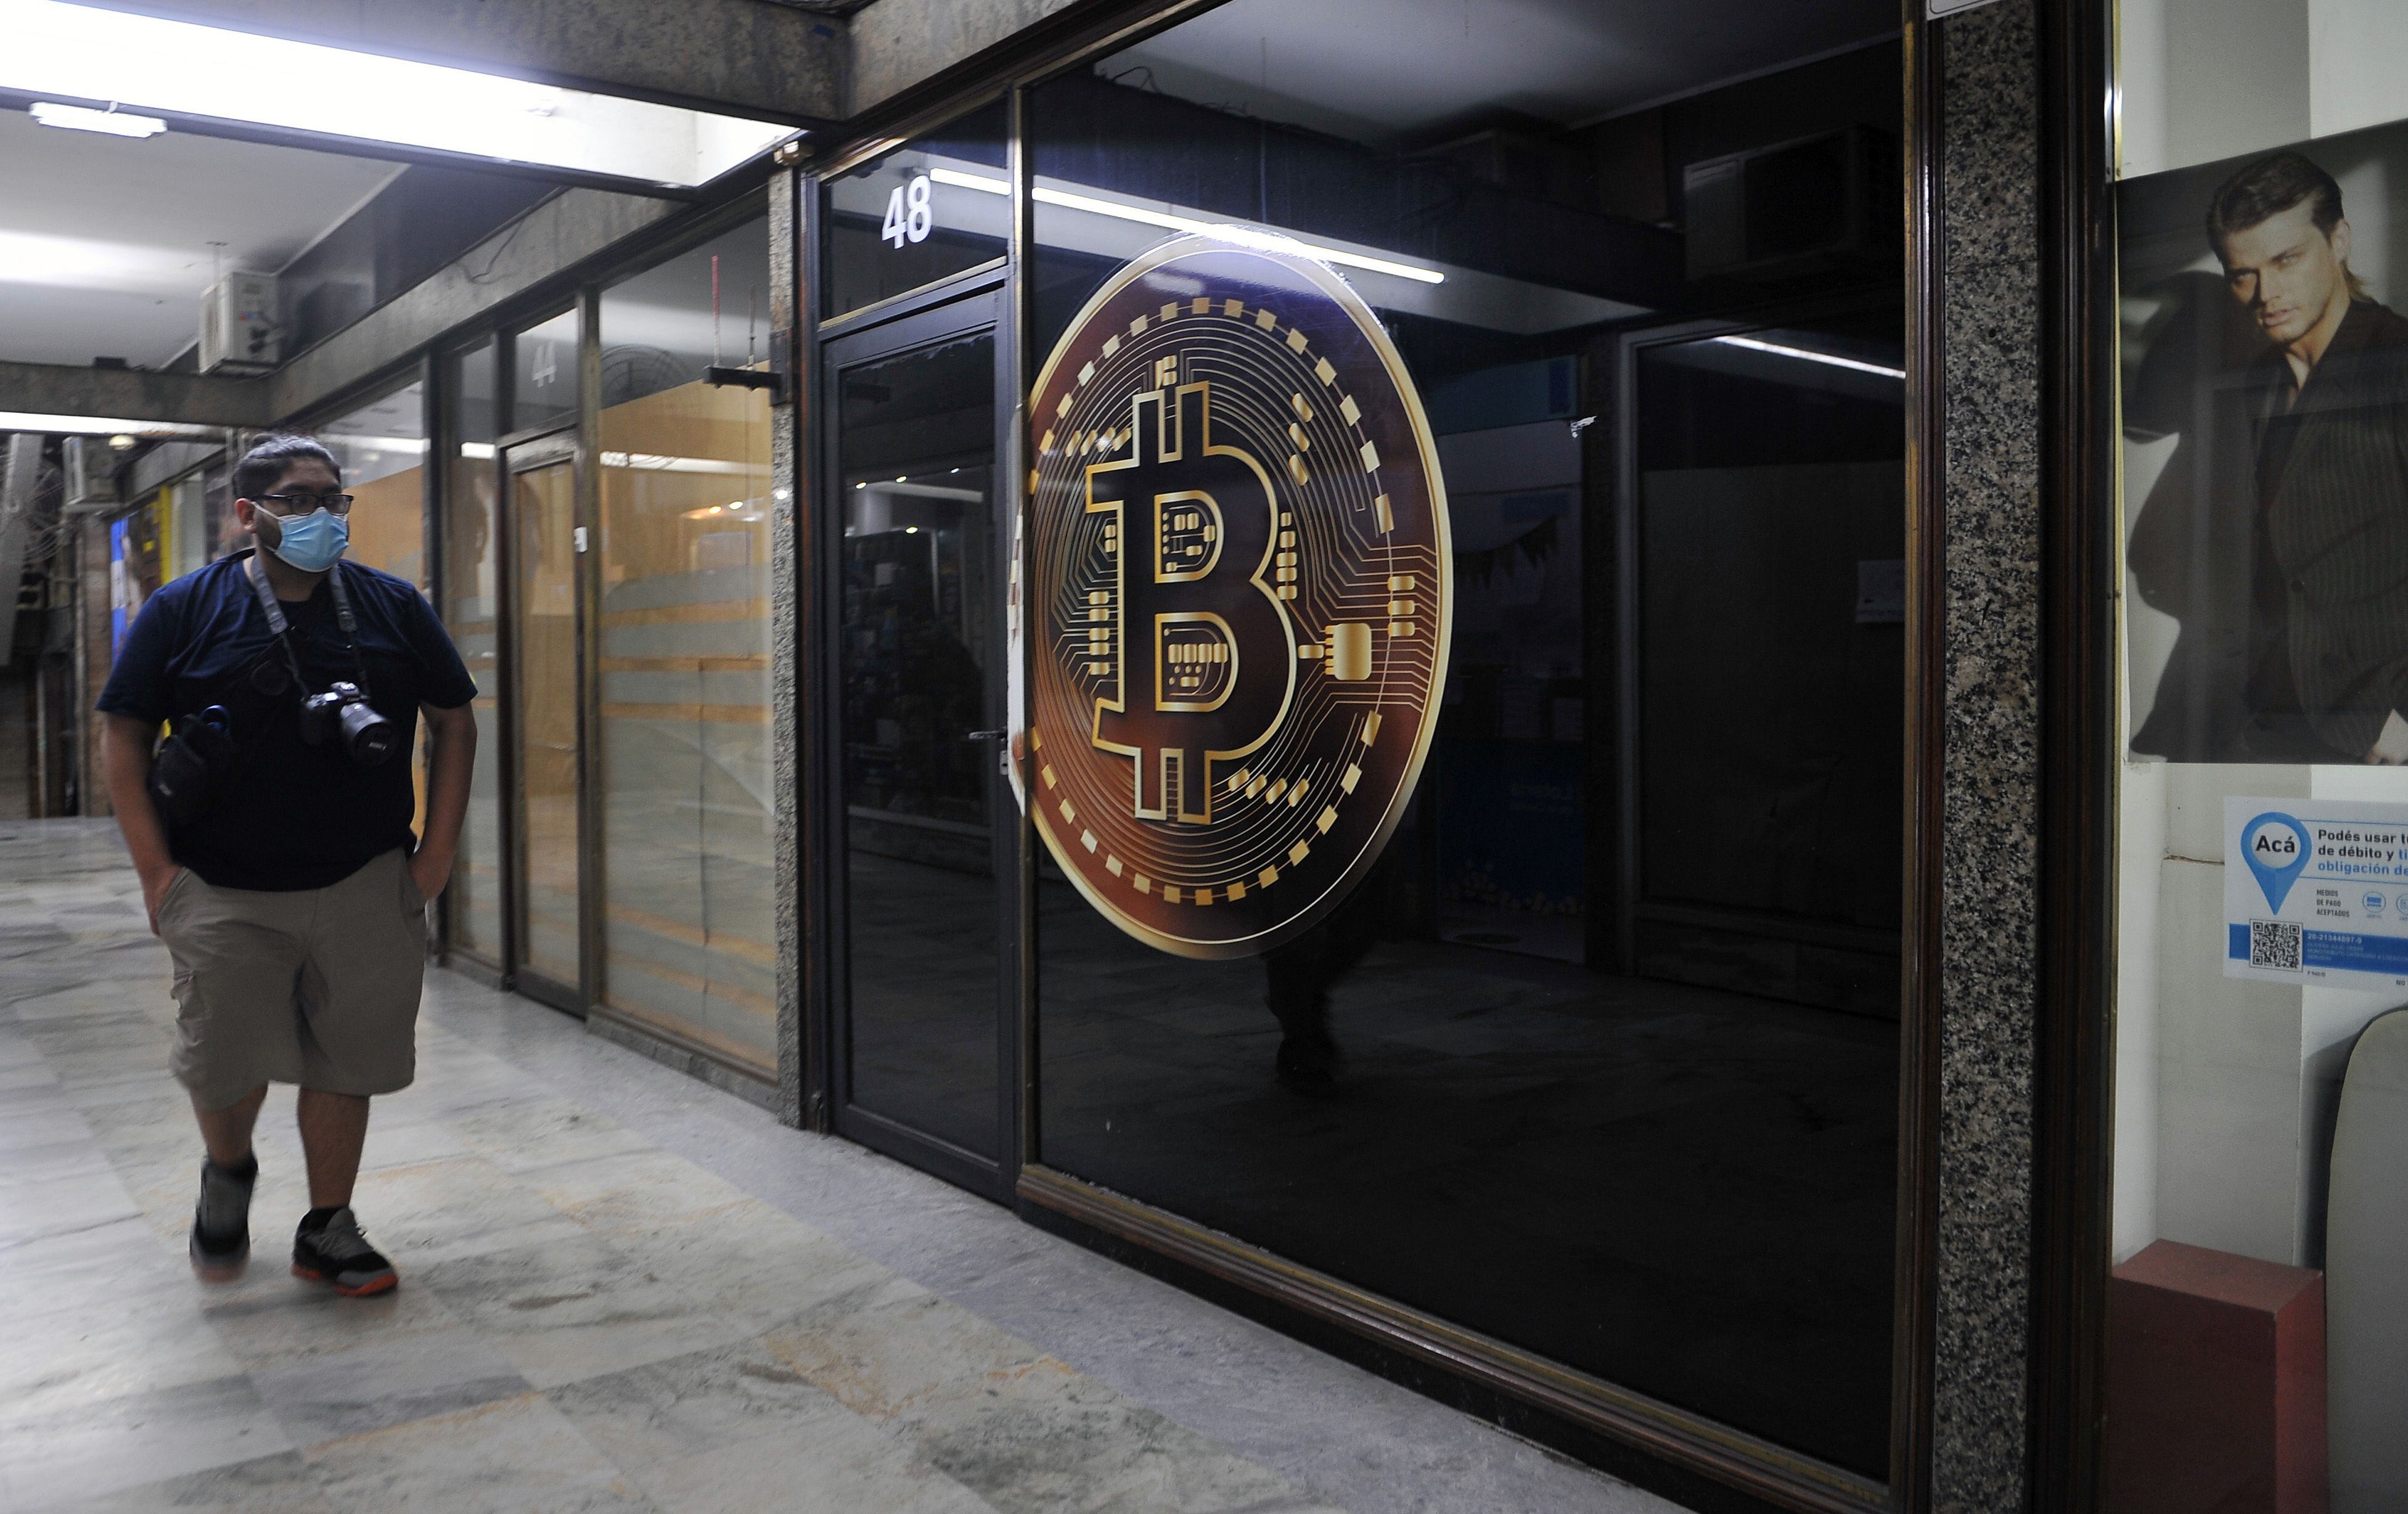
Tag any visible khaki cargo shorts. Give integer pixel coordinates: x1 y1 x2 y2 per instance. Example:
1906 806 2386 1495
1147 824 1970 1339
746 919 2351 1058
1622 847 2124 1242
156 847 428 1109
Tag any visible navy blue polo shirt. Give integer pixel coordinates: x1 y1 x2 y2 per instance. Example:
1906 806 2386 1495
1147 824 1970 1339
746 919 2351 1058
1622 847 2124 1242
97 549 477 891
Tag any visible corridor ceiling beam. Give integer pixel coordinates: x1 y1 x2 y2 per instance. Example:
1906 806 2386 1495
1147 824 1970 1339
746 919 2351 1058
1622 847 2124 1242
75 0 847 125
0 359 269 430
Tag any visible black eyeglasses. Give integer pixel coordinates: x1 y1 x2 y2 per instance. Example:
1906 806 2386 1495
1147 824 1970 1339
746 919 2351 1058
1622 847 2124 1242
257 493 356 517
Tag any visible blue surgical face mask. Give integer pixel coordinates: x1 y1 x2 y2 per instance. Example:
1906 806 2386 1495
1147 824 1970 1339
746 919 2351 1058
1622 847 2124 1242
264 507 349 573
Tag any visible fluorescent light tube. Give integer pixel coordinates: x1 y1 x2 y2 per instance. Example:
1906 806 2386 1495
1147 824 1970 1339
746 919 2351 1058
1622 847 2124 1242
1711 335 1906 380
30 101 164 137
0 411 223 438
0 0 793 186
927 166 1445 285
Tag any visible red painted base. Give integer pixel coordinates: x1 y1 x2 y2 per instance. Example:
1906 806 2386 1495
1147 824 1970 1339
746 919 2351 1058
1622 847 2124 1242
2107 1238 2327 1513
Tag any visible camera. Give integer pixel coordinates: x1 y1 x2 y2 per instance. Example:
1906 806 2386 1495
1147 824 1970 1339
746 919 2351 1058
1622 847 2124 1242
300 681 399 767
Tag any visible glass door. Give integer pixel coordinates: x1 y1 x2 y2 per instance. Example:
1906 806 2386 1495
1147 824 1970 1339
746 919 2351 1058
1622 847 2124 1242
819 287 1017 1198
506 432 586 1007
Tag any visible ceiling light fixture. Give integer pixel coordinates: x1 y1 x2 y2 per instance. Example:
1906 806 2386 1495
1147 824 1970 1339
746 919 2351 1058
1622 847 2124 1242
927 167 1445 286
0 0 793 186
30 100 164 137
0 409 221 439
1711 334 1906 380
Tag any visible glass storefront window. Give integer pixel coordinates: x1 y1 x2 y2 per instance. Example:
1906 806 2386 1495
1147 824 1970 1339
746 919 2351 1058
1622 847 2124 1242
1025 1 1905 1475
444 340 503 962
320 379 432 831
822 97 1008 319
318 379 428 591
596 217 777 1073
514 306 580 435
2110 6 2408 1508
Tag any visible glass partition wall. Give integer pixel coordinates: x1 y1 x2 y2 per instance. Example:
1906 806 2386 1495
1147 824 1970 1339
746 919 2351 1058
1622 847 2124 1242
319 379 432 833
318 380 428 591
595 219 778 1074
444 341 504 965
2106 5 2408 1508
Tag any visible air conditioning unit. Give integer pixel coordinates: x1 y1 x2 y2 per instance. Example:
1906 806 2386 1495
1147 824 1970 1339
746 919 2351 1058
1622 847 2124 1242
1682 126 1896 284
62 437 118 514
199 271 280 374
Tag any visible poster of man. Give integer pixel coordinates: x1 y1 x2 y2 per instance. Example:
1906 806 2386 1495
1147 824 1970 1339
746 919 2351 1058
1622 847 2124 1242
2122 131 2408 764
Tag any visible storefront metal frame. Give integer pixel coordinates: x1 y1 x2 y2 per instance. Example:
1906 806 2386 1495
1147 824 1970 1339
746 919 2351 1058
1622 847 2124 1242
808 266 1024 1199
2029 0 2116 1509
1894 9 1943 1511
793 2 1952 1509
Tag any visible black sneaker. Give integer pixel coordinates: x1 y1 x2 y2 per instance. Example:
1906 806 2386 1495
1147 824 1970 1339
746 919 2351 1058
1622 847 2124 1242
292 1208 398 1296
188 1155 255 1282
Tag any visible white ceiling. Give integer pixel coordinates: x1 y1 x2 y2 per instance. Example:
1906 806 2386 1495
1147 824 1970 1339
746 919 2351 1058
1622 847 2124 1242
1113 0 1899 144
0 106 401 369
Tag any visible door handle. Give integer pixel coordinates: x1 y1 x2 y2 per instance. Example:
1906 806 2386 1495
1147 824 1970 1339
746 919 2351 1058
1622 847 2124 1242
963 729 1007 742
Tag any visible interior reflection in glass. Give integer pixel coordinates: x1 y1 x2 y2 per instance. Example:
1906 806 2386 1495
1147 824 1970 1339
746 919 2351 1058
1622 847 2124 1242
838 334 1004 1159
1028 0 1905 1475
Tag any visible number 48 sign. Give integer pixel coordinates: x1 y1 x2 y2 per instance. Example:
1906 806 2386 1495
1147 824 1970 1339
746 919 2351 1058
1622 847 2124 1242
883 174 933 248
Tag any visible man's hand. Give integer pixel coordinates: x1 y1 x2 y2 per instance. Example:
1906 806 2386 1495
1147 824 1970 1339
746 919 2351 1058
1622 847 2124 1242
408 847 451 906
139 862 182 936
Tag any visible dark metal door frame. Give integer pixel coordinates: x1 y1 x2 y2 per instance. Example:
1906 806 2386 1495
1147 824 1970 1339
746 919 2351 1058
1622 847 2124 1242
813 271 1022 1202
499 425 587 1017
1607 305 1909 984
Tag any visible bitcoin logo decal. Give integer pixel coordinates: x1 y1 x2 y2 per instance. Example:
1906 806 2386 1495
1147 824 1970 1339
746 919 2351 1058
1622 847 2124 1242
1089 375 1294 824
1022 234 1451 959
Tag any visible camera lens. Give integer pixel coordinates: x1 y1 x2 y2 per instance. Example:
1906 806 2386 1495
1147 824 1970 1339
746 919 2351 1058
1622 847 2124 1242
337 698 399 767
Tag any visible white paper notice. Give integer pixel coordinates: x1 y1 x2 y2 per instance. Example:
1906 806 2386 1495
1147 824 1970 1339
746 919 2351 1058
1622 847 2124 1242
2225 797 2408 991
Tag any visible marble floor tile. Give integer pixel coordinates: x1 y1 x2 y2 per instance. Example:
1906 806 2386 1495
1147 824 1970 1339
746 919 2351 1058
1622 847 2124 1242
543 1332 858 1471
0 1168 141 1246
248 1325 533 1446
40 1450 328 1514
627 1417 996 1514
521 1149 756 1241
344 1154 592 1267
356 1118 474 1174
757 1281 1044 1424
446 1099 654 1176
417 1229 753 1391
0 1214 183 1312
303 1393 657 1514
608 1200 888 1336
0 1058 59 1093
0 1373 293 1512
0 1132 117 1189
890 1355 1307 1514
199 1259 473 1373
0 1291 243 1421
0 1101 94 1155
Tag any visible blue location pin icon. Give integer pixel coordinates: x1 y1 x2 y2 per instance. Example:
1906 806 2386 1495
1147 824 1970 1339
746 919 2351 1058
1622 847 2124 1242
2242 812 2312 912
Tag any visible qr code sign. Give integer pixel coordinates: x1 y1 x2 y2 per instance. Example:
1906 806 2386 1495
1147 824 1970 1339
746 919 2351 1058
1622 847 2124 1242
2250 920 2303 971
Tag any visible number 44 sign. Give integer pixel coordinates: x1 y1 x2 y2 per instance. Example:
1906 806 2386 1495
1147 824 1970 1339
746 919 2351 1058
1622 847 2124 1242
882 174 933 248
2225 796 2408 991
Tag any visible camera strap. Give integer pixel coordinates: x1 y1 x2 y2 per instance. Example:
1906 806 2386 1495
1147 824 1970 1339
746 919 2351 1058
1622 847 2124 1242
244 549 375 700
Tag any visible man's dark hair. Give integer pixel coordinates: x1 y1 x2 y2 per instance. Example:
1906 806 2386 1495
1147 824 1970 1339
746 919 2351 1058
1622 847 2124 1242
233 433 340 501
2207 152 2365 296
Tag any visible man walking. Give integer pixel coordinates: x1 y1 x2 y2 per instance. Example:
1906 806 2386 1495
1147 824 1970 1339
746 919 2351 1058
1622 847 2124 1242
99 433 478 1295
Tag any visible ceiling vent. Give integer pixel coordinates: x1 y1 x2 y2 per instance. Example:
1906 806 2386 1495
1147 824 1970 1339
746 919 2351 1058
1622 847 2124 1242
199 272 281 375
1682 126 1895 284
